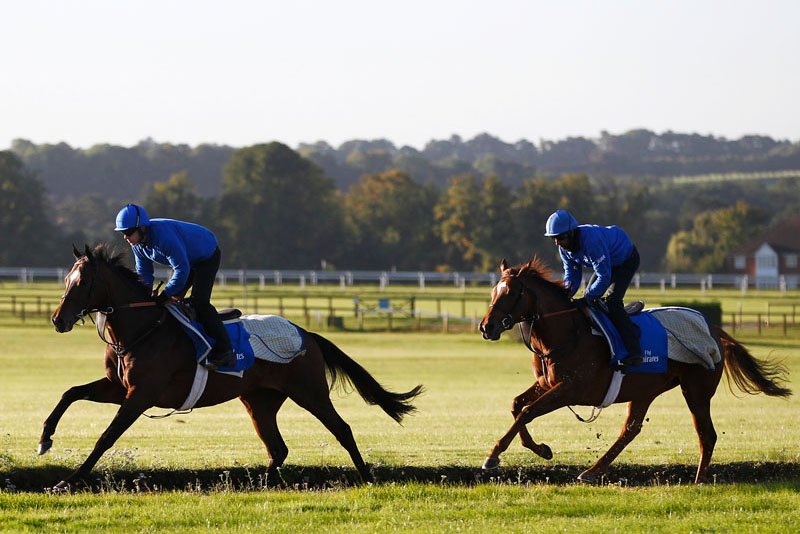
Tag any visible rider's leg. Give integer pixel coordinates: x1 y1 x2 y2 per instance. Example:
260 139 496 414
607 248 642 366
189 247 235 369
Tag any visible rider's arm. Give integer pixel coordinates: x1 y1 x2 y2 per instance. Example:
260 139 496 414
560 249 582 298
132 246 155 290
161 241 191 297
584 234 612 300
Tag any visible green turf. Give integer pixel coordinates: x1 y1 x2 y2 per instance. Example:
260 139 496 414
1 288 799 531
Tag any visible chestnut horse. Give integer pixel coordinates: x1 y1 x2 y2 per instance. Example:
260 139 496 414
44 244 422 490
479 258 791 483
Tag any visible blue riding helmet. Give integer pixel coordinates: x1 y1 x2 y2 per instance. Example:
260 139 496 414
544 209 579 236
114 204 150 231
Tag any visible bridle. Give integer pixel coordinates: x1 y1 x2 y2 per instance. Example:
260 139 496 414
489 273 602 423
58 258 166 356
489 276 579 332
59 258 103 323
488 274 586 366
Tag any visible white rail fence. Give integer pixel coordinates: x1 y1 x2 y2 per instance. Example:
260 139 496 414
0 267 796 293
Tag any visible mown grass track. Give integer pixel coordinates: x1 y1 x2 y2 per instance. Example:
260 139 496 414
1 301 799 531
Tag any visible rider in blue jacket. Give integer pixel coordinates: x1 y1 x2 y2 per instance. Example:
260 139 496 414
545 209 643 367
114 204 235 370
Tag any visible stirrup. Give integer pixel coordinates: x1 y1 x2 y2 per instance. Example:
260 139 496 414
202 349 236 370
621 353 643 367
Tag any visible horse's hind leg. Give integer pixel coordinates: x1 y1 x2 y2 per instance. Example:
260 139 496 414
681 381 717 484
38 378 126 455
240 390 289 482
578 397 655 483
289 389 373 483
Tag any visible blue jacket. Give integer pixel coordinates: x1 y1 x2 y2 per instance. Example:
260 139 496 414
131 219 218 296
559 225 635 300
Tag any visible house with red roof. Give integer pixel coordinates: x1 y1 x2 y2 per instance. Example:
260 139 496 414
726 215 800 289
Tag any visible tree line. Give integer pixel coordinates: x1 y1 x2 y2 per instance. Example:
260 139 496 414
3 133 800 272
11 130 800 198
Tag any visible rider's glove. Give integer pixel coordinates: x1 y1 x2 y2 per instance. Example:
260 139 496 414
572 296 597 308
153 291 171 305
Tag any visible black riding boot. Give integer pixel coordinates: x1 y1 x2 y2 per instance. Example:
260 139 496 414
196 304 236 370
607 299 643 367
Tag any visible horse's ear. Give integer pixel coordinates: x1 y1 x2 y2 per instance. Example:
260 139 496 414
84 244 93 261
72 244 82 259
499 258 508 272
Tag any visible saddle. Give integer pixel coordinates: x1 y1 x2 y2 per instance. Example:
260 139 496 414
218 308 242 321
586 302 668 374
173 298 241 322
624 300 644 315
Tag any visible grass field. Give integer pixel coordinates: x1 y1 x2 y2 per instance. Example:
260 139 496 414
1 313 800 531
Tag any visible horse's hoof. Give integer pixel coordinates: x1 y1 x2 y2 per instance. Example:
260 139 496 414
577 470 601 484
482 456 500 470
37 440 53 456
538 444 553 460
49 481 71 494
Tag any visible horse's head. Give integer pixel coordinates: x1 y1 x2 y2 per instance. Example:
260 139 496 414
52 245 106 333
479 257 568 341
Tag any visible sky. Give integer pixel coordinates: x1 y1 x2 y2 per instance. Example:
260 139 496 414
2 0 799 151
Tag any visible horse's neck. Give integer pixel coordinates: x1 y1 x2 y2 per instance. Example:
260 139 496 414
103 269 160 339
527 281 582 350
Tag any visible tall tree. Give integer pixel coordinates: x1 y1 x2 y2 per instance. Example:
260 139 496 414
473 176 516 271
0 151 60 265
665 201 765 272
54 193 121 248
434 174 483 270
344 169 438 270
217 143 343 269
143 171 207 223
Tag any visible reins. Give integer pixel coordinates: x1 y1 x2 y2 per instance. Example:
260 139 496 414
93 304 168 357
499 275 604 424
57 251 191 420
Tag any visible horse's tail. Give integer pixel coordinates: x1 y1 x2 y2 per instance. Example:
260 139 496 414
713 326 792 398
307 331 424 423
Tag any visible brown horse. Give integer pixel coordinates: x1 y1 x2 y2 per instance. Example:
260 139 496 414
479 258 791 484
44 244 422 490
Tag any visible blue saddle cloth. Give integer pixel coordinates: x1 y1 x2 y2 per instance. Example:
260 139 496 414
587 305 668 374
167 304 255 374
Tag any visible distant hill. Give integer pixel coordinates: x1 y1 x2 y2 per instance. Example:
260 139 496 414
11 129 800 200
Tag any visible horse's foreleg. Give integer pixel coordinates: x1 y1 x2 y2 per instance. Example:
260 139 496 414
483 382 568 469
512 384 552 460
54 391 154 490
240 390 289 483
39 378 126 455
578 397 654 483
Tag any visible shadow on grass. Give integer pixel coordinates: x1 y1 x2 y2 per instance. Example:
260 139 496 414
6 461 800 492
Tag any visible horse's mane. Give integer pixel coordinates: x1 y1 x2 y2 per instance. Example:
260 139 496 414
510 256 570 298
90 243 150 294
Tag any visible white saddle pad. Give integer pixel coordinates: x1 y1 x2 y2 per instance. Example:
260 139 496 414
233 314 306 363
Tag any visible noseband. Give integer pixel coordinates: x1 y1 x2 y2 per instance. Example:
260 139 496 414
490 278 578 331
